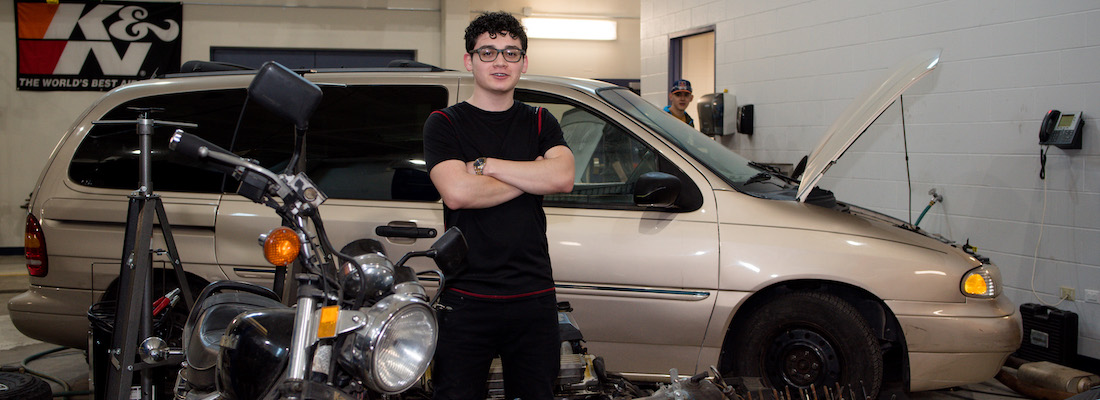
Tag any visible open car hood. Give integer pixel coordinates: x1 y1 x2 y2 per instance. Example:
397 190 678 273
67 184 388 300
797 49 942 202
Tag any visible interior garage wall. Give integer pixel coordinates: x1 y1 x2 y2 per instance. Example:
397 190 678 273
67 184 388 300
182 2 443 67
469 0 640 79
0 0 639 252
641 0 1100 360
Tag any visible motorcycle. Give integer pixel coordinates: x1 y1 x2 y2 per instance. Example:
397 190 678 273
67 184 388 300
160 61 718 400
160 61 466 400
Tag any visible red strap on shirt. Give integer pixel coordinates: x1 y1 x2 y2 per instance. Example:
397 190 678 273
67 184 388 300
448 287 555 300
431 110 452 124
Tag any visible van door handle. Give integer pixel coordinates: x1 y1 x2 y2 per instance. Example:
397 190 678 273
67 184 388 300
376 226 437 239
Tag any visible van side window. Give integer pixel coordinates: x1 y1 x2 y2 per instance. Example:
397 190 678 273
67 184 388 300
516 90 693 209
233 85 447 201
70 85 447 201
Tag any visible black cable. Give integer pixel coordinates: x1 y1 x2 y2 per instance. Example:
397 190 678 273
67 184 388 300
309 211 369 307
900 95 912 224
931 385 1029 400
11 346 76 397
222 92 250 192
935 391 977 400
1039 147 1047 180
953 387 1028 399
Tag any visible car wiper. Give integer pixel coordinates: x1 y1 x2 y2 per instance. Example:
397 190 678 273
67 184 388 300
748 161 780 174
744 172 772 185
748 161 800 184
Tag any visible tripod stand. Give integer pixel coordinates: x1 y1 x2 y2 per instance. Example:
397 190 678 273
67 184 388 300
93 108 198 400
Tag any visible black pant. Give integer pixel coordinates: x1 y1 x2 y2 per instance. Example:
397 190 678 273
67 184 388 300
431 290 560 400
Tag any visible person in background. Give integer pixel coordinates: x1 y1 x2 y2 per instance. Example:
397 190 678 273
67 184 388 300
664 79 695 127
421 10 575 400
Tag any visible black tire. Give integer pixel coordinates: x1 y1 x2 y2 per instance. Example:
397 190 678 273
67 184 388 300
0 372 52 400
727 291 883 399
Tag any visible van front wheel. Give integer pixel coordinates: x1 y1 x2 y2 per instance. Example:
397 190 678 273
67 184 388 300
727 291 883 399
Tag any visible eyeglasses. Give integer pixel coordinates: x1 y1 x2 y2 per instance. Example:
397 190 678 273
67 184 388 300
470 46 526 63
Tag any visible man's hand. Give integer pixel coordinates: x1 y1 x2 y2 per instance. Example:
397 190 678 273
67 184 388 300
431 159 523 210
467 156 544 174
481 146 573 195
432 146 574 210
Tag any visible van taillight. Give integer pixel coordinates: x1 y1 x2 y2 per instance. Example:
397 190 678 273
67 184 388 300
25 214 47 277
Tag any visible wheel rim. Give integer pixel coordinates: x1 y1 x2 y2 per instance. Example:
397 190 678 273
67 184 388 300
763 328 841 389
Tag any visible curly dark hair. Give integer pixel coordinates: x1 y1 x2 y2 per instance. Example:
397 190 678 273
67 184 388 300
465 11 528 52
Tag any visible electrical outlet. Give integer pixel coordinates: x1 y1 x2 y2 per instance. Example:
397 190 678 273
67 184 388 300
1086 289 1100 304
1060 287 1075 301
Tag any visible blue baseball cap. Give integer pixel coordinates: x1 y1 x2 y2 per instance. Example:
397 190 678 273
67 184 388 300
670 79 692 94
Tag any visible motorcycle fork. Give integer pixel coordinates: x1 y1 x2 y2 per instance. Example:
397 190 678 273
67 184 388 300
287 275 322 381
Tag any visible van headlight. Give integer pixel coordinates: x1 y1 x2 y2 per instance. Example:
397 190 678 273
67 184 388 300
961 265 1001 298
337 293 437 394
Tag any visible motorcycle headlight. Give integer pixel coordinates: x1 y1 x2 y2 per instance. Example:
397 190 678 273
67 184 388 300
338 293 437 394
961 265 1001 298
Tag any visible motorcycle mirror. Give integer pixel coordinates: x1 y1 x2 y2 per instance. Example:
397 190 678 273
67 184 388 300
429 227 467 273
247 61 322 132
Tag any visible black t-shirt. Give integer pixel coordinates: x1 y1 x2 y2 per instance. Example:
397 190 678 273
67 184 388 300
423 101 568 299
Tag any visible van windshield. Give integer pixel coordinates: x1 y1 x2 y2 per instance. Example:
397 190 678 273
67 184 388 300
598 87 797 198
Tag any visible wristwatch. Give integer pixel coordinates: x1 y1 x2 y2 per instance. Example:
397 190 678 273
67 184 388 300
473 157 487 175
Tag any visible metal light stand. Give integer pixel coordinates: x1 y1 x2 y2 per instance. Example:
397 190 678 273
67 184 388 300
94 108 198 400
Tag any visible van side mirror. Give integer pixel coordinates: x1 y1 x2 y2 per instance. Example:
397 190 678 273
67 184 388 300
633 172 681 208
247 61 322 131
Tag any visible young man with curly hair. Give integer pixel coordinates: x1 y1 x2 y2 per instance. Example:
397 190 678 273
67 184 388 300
422 11 575 400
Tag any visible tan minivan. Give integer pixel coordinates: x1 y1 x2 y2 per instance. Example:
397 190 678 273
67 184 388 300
10 49 1020 397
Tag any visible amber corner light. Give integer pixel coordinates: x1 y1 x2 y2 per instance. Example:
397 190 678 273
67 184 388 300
263 226 300 266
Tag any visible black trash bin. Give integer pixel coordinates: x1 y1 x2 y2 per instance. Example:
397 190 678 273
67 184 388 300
88 300 175 400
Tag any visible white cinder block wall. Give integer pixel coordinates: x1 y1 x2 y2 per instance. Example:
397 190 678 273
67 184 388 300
641 0 1100 360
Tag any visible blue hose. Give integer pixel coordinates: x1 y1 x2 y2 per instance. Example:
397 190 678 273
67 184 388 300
914 189 943 227
914 201 933 227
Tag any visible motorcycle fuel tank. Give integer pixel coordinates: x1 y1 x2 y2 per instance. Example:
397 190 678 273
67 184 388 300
217 307 295 400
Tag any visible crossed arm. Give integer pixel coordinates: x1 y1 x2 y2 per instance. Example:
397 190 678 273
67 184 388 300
430 145 574 210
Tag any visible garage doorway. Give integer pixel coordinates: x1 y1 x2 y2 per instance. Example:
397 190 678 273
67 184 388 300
669 28 714 131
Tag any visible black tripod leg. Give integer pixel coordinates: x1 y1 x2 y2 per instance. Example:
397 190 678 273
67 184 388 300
154 198 194 309
105 197 138 400
105 197 157 400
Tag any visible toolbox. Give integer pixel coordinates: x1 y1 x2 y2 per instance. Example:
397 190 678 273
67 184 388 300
1015 303 1078 365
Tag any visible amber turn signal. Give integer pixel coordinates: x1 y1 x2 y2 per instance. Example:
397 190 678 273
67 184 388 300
263 226 300 266
963 273 989 296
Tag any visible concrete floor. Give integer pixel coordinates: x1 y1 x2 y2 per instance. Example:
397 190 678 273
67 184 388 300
1 255 1028 400
2 255 92 399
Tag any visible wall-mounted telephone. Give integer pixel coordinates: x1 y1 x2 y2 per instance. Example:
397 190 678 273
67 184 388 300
1039 109 1083 149
737 104 754 135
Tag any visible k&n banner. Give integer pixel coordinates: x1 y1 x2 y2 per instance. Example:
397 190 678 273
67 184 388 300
16 1 182 91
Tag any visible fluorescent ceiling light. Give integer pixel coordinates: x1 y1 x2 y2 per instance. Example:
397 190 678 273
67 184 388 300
522 17 617 41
